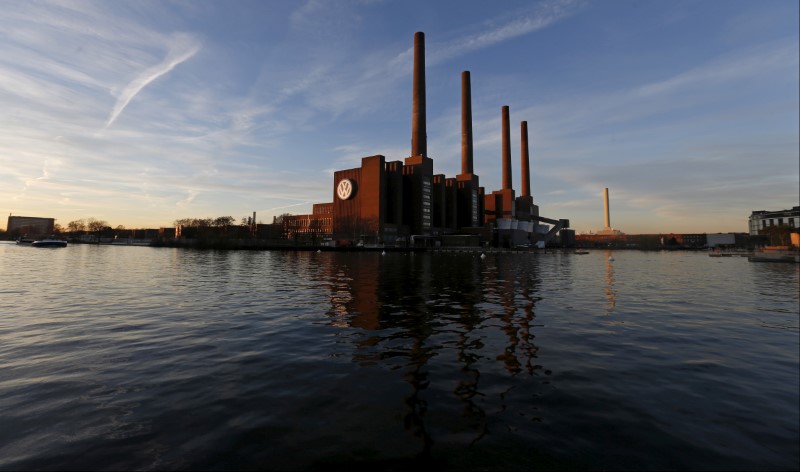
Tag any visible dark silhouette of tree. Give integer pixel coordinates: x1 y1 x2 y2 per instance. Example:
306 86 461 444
213 216 235 227
67 219 86 234
86 218 108 234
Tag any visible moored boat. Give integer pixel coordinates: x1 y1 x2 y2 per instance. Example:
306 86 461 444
31 239 68 248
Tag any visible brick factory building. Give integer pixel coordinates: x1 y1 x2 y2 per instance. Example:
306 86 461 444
289 32 567 248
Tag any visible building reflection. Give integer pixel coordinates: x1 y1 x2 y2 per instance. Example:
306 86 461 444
320 251 548 449
494 255 543 376
605 250 616 313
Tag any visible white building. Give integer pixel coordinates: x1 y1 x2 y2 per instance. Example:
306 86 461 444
748 206 800 235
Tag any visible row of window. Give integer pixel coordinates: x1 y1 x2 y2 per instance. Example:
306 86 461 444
759 218 797 228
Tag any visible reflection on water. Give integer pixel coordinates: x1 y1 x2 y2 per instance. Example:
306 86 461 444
0 243 798 470
321 252 548 453
605 249 617 313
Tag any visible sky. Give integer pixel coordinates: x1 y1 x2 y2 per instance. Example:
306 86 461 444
1 0 798 234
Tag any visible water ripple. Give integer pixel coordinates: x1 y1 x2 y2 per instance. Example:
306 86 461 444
0 244 797 470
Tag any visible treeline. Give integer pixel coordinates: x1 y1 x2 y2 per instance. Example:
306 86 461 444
172 215 267 241
173 216 243 228
58 215 257 236
62 217 159 241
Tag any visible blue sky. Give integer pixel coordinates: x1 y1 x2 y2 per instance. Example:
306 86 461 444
1 0 798 234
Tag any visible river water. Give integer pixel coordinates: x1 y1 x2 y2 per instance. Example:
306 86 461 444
0 242 797 470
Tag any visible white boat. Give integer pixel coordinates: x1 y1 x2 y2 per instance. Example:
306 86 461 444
31 239 68 248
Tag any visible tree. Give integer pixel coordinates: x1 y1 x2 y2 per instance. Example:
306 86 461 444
86 218 108 234
213 216 235 227
174 218 193 228
67 219 86 234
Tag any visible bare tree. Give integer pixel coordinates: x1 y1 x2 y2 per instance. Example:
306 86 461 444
213 216 235 227
86 218 108 234
67 219 86 234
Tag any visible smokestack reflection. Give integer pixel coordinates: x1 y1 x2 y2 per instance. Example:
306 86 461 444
605 249 616 313
320 251 551 445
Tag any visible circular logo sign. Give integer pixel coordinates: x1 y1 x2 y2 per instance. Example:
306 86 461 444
337 179 354 200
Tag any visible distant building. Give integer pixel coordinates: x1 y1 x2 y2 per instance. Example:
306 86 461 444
575 232 750 249
749 206 800 235
283 203 333 242
6 215 55 236
595 187 623 236
706 233 736 248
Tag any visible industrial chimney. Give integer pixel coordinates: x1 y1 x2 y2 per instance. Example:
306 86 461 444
501 105 511 190
411 31 426 158
461 71 473 174
520 121 530 197
603 187 611 229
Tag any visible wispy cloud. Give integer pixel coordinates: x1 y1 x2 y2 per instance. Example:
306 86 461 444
105 33 201 128
294 0 584 121
635 39 798 98
428 0 583 65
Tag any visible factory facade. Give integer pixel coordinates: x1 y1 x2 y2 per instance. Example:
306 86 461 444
286 32 568 248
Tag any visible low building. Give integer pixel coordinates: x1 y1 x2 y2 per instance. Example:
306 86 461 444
283 203 333 243
706 233 735 248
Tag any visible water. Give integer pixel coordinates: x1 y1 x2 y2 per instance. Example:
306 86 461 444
1 242 797 470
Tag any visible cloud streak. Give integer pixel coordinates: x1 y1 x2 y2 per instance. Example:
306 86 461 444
428 0 583 65
105 33 200 128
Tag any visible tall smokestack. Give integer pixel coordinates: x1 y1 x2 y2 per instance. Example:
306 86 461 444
411 32 427 158
501 105 512 190
603 187 611 228
461 71 473 174
520 121 530 197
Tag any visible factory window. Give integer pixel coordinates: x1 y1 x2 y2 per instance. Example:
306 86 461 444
472 190 478 224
